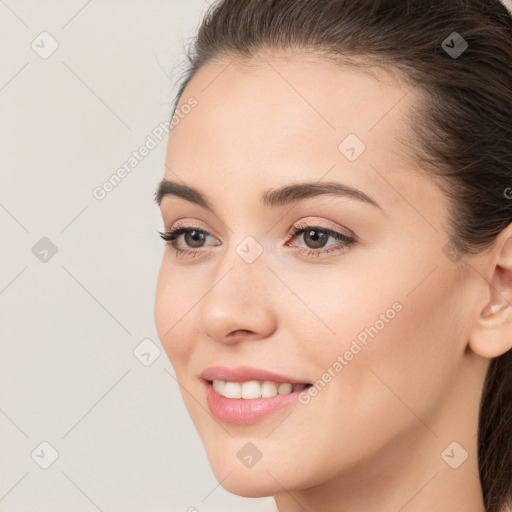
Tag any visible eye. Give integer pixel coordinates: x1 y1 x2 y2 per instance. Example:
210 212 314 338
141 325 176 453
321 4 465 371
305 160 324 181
158 226 219 257
286 221 356 258
158 222 356 259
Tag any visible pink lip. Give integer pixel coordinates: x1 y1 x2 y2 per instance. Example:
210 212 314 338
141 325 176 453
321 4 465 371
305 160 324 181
200 365 310 385
202 380 310 425
200 365 312 425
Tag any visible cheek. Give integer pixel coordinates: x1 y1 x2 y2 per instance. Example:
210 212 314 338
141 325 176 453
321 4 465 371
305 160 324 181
311 259 463 439
154 260 195 363
285 253 463 434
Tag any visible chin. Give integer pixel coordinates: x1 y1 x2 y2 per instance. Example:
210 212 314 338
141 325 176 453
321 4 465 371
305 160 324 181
215 471 280 498
206 452 317 498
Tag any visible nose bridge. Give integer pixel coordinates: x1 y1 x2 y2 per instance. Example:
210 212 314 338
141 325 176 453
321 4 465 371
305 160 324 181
212 224 271 294
206 237 269 311
196 237 277 343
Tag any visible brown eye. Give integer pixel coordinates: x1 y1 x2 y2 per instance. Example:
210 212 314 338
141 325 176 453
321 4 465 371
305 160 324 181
286 223 356 258
302 229 330 249
158 226 220 255
184 230 208 248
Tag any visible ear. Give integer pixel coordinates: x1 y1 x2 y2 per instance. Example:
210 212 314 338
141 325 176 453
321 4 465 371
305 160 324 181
468 222 512 359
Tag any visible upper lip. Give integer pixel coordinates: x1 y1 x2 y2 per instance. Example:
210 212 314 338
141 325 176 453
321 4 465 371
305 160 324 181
200 365 311 384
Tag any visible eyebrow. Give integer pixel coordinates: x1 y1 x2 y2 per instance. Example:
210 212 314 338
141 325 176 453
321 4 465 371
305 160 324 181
154 179 383 212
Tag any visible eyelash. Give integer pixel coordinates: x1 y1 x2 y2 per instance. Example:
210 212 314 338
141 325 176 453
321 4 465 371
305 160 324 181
158 222 356 259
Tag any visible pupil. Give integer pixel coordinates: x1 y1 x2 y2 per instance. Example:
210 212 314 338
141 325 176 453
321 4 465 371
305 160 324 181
185 230 205 247
305 229 328 248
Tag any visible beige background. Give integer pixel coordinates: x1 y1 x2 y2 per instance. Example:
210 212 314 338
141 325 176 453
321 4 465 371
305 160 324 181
0 1 276 511
1 1 511 511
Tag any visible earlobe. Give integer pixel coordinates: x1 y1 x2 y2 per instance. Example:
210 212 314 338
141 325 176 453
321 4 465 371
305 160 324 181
481 301 507 318
469 294 512 359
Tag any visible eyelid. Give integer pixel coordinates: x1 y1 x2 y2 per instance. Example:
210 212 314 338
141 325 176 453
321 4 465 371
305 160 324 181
164 219 222 240
159 226 219 246
289 219 355 240
162 219 352 244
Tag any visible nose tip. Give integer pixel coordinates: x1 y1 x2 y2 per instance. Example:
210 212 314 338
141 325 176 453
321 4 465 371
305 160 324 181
201 308 277 345
197 262 278 345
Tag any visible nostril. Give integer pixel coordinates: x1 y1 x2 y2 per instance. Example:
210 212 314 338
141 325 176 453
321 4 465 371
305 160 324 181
230 329 254 337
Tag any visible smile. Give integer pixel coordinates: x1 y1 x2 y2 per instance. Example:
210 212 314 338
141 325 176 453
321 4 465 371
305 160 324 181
212 379 310 399
203 380 312 425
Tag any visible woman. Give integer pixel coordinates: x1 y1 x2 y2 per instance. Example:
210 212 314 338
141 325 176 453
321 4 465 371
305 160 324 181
154 1 512 511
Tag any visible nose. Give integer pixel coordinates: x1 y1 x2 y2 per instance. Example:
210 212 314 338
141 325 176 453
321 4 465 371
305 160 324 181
197 259 277 345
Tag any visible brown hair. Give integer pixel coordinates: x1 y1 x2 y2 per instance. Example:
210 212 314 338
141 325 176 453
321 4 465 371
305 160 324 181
168 1 512 510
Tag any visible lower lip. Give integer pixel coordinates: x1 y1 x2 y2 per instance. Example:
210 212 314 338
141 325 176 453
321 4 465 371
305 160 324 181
203 380 309 425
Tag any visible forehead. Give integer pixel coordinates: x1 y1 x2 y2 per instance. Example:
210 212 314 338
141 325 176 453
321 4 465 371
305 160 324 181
170 53 414 158
176 52 411 127
164 52 431 215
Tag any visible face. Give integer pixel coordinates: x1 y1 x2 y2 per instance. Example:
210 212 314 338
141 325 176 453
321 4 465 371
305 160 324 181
154 52 486 498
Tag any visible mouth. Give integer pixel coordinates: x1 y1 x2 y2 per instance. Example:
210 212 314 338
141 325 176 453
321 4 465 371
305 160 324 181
202 379 313 425
200 364 312 387
205 379 312 400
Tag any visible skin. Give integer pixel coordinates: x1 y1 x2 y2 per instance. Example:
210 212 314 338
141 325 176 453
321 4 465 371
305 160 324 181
154 51 512 512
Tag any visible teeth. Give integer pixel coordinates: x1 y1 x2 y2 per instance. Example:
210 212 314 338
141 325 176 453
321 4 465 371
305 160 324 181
211 380 308 399
261 381 278 398
224 381 242 399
